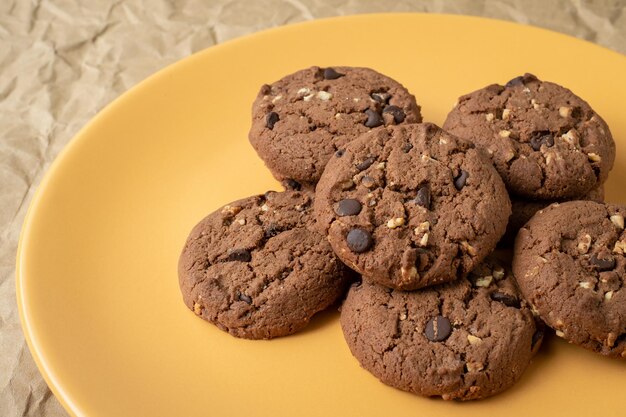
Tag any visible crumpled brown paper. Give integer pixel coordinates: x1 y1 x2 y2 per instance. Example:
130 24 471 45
0 0 624 415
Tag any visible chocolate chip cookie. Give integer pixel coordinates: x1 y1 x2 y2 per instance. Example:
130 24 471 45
443 73 615 200
513 201 626 358
340 254 541 400
314 123 510 290
249 66 422 187
178 191 352 339
501 185 605 245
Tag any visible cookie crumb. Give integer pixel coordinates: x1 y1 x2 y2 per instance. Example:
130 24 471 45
474 275 493 287
387 217 405 229
610 214 624 229
587 152 602 162
559 106 572 117
577 234 592 254
467 335 483 345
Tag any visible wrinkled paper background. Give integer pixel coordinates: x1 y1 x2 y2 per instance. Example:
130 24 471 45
1 1 624 416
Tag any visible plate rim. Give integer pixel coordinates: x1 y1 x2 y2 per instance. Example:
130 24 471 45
15 12 626 417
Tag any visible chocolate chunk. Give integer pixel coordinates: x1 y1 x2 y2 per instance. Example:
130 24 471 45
323 67 344 80
336 199 362 217
401 142 413 153
361 176 376 188
346 228 374 253
454 170 469 190
414 185 431 209
282 178 302 191
356 156 376 171
505 73 538 88
591 254 616 271
238 292 252 304
364 109 384 128
425 316 452 342
266 112 279 129
335 149 345 157
228 249 252 262
530 131 555 151
505 76 525 88
383 105 406 123
490 291 520 308
370 91 391 104
264 224 282 238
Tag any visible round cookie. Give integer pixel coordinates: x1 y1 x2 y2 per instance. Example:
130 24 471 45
501 185 605 245
314 123 511 290
340 254 541 401
178 190 352 339
249 66 422 187
513 201 626 358
443 73 615 200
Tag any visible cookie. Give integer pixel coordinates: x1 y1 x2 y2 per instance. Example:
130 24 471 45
513 201 626 358
314 123 511 290
249 66 422 187
340 254 541 401
178 190 351 339
501 185 605 245
443 73 615 200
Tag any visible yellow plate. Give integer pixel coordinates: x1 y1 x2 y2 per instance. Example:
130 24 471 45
17 14 626 417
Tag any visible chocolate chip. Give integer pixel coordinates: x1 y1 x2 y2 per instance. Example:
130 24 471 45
335 149 345 157
266 112 279 129
425 316 452 342
370 91 391 104
591 254 616 271
382 105 405 123
454 170 469 190
530 131 554 151
346 228 374 253
505 76 525 88
356 156 376 171
414 185 431 209
490 292 520 308
264 224 282 238
238 292 252 304
228 249 252 262
364 109 383 128
531 329 544 350
505 73 538 88
335 199 362 217
323 67 344 80
361 176 376 188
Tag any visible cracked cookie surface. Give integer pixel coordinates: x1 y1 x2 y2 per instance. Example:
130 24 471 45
314 123 510 290
178 190 351 339
249 66 422 187
443 73 615 199
340 254 540 401
513 201 626 358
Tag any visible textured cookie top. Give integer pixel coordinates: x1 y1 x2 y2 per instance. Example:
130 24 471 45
340 255 540 401
501 184 605 246
443 73 615 200
314 123 511 290
249 66 422 186
178 191 350 339
513 201 626 358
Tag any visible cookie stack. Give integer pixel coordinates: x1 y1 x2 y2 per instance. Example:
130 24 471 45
178 66 623 401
